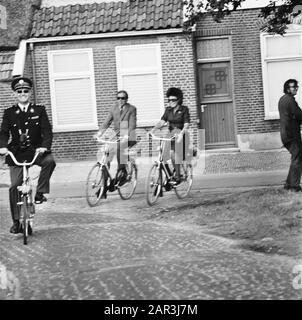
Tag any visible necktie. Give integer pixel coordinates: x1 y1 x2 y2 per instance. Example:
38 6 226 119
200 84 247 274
120 107 123 116
20 107 27 131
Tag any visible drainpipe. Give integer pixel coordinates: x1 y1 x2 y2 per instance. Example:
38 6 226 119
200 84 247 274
12 39 27 77
29 42 37 104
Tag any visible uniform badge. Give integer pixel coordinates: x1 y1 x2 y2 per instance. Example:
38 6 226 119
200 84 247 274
15 109 20 114
30 108 34 113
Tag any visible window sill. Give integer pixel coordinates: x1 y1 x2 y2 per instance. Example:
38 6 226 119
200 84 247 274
53 125 99 133
137 121 158 127
264 115 280 121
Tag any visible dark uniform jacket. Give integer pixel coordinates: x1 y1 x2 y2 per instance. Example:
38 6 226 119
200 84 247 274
161 105 190 131
0 103 53 165
278 94 302 146
101 103 137 142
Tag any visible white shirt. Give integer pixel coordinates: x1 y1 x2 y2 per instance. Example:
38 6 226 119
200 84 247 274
18 103 30 113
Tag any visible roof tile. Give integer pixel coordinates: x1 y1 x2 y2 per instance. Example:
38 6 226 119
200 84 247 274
31 0 183 38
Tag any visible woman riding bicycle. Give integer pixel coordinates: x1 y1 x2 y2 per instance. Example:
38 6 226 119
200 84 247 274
150 87 190 184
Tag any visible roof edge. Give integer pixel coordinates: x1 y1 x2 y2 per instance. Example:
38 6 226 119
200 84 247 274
27 27 184 43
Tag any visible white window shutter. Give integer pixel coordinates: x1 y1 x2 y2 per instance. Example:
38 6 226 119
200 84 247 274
267 60 302 115
48 49 98 132
261 32 302 120
116 44 164 126
54 78 94 126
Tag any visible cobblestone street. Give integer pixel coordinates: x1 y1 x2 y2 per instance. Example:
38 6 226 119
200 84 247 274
0 190 301 300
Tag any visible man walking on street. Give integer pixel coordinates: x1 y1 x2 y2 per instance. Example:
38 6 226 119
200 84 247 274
278 79 302 192
0 77 56 233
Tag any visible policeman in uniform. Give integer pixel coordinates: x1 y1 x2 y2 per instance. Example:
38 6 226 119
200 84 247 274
0 77 56 233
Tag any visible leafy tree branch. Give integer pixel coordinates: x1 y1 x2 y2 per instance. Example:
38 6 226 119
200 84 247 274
183 0 302 34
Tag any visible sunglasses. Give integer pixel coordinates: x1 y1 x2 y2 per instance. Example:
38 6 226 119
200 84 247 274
168 98 178 102
117 97 127 100
16 89 29 94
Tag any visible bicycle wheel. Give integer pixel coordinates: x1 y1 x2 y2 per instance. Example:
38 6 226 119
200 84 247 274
174 162 193 199
118 161 137 200
28 193 35 236
20 197 29 245
146 163 162 206
85 163 105 207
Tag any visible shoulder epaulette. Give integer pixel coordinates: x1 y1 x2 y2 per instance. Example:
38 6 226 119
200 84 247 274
5 105 15 111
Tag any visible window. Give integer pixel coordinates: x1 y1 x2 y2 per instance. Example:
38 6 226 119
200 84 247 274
0 5 7 29
261 31 302 119
48 49 98 132
115 44 164 126
199 62 232 102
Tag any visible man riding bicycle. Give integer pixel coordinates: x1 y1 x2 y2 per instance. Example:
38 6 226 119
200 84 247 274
0 77 56 234
94 90 137 198
150 87 190 184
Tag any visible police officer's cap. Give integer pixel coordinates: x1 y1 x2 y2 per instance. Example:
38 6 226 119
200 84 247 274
11 77 33 91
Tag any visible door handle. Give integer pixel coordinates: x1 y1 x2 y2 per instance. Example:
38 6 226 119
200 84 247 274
200 104 207 113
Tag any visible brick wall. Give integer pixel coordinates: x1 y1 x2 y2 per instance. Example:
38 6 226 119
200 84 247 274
0 81 13 111
0 51 33 117
30 33 198 160
196 9 280 135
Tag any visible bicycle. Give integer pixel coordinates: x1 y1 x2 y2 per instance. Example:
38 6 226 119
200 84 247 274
85 136 137 207
3 150 41 245
145 132 193 206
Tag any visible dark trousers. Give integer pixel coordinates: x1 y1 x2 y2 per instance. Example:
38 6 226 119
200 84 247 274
163 132 190 179
116 140 136 170
9 153 56 221
284 140 302 188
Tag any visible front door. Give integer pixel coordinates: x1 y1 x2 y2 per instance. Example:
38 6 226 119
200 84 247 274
196 37 236 149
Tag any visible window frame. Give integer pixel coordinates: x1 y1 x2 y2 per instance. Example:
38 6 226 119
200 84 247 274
115 43 165 127
47 48 98 133
198 60 233 103
261 30 302 120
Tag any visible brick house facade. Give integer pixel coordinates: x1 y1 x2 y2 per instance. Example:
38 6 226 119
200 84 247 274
24 0 199 161
31 34 197 160
195 8 279 151
1 0 302 160
0 0 41 158
194 6 302 151
0 0 200 161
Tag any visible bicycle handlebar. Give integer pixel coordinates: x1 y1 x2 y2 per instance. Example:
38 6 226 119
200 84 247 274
3 150 41 167
95 136 120 144
148 132 176 141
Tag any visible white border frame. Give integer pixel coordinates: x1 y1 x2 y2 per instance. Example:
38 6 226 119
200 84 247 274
47 48 98 132
115 43 165 126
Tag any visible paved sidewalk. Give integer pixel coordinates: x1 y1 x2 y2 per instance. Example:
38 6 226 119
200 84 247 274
1 149 300 300
0 149 290 196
